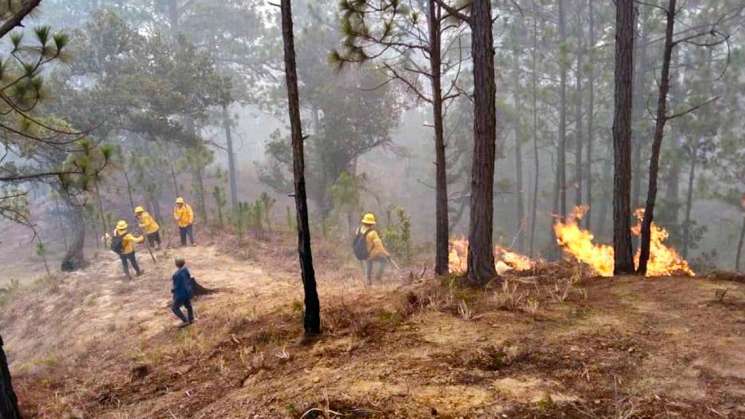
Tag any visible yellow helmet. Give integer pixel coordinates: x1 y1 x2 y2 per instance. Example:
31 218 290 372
134 206 145 214
116 220 128 231
176 197 185 204
361 213 376 225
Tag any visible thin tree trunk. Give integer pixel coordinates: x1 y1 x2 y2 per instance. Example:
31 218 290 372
682 151 696 258
466 0 498 284
94 180 107 246
222 104 239 210
512 28 525 252
528 3 540 257
428 0 449 275
557 0 568 219
170 163 180 196
631 11 649 212
574 34 584 209
612 0 636 275
0 335 21 419
281 0 321 336
122 169 136 211
638 0 676 275
584 0 595 229
736 215 745 271
60 193 86 272
195 167 209 225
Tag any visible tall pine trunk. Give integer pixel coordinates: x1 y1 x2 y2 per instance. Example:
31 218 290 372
0 336 21 419
281 0 321 335
574 34 584 209
682 152 696 258
612 0 636 275
222 104 239 211
638 0 676 275
512 29 525 252
584 0 595 229
529 2 540 257
466 0 498 284
557 0 568 219
428 0 449 276
736 215 745 271
631 11 649 212
61 199 86 271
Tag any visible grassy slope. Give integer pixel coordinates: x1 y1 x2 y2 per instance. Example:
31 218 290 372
3 232 745 418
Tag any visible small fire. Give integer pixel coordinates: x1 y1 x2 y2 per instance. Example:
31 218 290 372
553 206 694 277
631 209 694 277
553 206 614 277
448 238 535 275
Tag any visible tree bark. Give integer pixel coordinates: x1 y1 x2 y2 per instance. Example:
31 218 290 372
574 33 584 209
584 0 595 229
281 0 321 335
557 0 568 219
512 27 525 253
0 335 21 419
428 0 449 276
631 10 650 212
466 0 498 284
60 193 86 272
637 0 676 275
736 215 745 272
612 0 636 275
222 104 239 210
529 1 540 257
681 150 696 258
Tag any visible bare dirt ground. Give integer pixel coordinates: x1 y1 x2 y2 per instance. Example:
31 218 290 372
3 232 745 418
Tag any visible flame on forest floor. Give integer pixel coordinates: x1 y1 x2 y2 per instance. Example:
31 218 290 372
448 238 535 275
553 206 694 277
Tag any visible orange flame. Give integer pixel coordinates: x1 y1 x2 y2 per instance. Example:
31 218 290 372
553 206 615 277
631 209 694 277
448 238 535 275
553 206 694 277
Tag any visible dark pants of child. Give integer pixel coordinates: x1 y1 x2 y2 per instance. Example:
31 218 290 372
120 253 142 277
147 231 161 248
179 225 195 246
363 257 387 285
172 298 194 324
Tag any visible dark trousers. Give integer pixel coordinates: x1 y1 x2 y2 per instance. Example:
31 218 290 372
120 253 141 277
362 258 387 285
172 298 194 323
179 225 194 246
147 231 161 248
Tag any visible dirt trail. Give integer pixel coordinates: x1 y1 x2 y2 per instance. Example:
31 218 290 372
3 239 745 418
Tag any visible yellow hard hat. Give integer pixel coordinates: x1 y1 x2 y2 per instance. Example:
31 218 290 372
361 213 376 225
176 197 185 204
134 206 145 214
116 220 128 231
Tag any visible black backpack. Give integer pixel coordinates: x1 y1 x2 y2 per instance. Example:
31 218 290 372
110 233 124 254
352 228 373 261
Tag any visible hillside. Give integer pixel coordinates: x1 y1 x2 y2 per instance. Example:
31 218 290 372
2 235 745 418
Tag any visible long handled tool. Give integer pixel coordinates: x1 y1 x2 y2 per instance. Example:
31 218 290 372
387 256 401 271
138 228 157 263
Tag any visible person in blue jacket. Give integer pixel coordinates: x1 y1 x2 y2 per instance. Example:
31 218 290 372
171 256 194 327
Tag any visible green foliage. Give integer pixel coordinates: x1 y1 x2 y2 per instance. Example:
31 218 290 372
381 206 411 263
234 194 275 241
213 185 227 228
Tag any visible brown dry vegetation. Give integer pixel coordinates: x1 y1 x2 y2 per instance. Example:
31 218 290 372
2 232 745 418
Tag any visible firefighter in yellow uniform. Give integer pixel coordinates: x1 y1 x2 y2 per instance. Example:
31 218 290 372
353 213 390 285
113 220 145 278
135 206 161 250
173 197 195 246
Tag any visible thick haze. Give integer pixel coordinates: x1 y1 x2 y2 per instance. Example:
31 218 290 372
1 0 744 280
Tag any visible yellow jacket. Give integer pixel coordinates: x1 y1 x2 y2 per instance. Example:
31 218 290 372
137 212 160 234
359 225 389 260
115 230 144 255
173 204 194 228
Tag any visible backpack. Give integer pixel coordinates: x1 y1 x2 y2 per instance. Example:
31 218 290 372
352 228 373 261
110 233 124 255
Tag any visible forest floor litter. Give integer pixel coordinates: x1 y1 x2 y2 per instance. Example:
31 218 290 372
2 232 745 418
